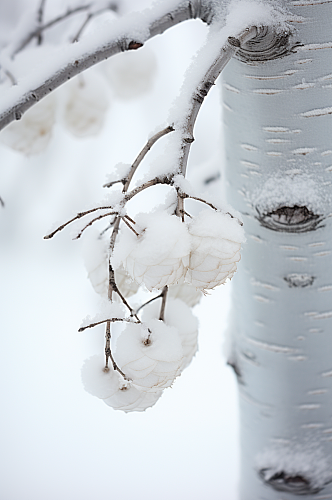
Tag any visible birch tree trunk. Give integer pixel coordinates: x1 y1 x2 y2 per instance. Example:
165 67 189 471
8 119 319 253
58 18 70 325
222 1 332 498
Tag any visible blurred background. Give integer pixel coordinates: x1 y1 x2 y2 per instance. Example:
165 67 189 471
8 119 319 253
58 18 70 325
0 1 239 498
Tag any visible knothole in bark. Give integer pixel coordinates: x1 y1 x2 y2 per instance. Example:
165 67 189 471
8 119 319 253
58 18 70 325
284 274 315 288
256 205 323 233
259 468 323 495
234 26 296 63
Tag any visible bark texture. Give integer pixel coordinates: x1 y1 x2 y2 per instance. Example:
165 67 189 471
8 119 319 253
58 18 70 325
222 1 332 498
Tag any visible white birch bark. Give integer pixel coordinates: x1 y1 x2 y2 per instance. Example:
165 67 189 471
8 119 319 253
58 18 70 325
222 0 332 498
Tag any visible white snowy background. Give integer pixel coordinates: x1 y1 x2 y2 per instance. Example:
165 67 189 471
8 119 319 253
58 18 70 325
0 1 239 498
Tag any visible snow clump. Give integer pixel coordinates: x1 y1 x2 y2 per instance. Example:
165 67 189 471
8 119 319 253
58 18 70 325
112 211 191 291
81 354 162 412
83 232 139 298
0 93 56 155
142 298 199 371
186 209 245 291
114 320 183 391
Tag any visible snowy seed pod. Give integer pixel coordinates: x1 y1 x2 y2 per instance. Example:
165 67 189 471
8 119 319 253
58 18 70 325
102 46 157 100
186 209 245 291
83 233 139 298
114 321 183 392
0 94 56 155
142 298 199 371
104 383 163 412
62 72 110 137
168 283 202 307
81 354 162 412
112 212 191 291
81 354 122 399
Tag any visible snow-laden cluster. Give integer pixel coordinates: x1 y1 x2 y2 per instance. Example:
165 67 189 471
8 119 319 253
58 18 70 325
112 212 191 291
0 94 56 155
112 209 244 292
81 318 185 411
81 354 162 412
187 209 245 290
142 298 199 371
115 320 183 391
83 232 139 298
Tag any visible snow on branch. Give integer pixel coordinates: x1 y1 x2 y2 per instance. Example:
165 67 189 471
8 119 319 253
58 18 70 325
0 0 207 132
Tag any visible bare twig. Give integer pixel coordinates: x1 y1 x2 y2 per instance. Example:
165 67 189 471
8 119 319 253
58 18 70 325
103 178 126 188
72 12 94 43
0 196 5 208
123 126 175 191
183 194 243 225
14 5 91 55
78 316 133 332
44 206 117 239
73 211 117 239
159 286 168 321
125 176 172 202
121 216 139 237
135 293 164 315
37 0 47 45
104 320 129 380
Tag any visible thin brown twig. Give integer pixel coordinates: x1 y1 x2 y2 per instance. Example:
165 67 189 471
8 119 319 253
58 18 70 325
123 126 175 192
159 286 168 321
14 5 91 55
103 178 126 188
135 293 164 315
121 216 139 237
184 194 243 225
44 206 116 239
79 316 133 332
124 214 136 225
37 0 47 45
73 211 117 239
125 176 172 202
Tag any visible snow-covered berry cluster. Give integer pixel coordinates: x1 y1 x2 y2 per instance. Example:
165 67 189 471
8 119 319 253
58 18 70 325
81 311 196 412
112 208 244 293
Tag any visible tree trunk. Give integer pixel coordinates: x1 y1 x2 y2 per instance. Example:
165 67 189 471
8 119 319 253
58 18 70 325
222 1 332 498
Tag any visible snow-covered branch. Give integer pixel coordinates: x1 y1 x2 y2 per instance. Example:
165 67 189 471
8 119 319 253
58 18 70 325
0 0 207 132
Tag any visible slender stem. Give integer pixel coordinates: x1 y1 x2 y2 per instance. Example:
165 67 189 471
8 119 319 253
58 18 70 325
72 12 93 43
123 126 175 192
135 293 164 315
79 317 133 332
37 0 47 45
14 5 91 55
121 216 139 237
44 206 117 239
159 286 168 321
73 211 117 240
125 176 172 202
0 196 5 208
